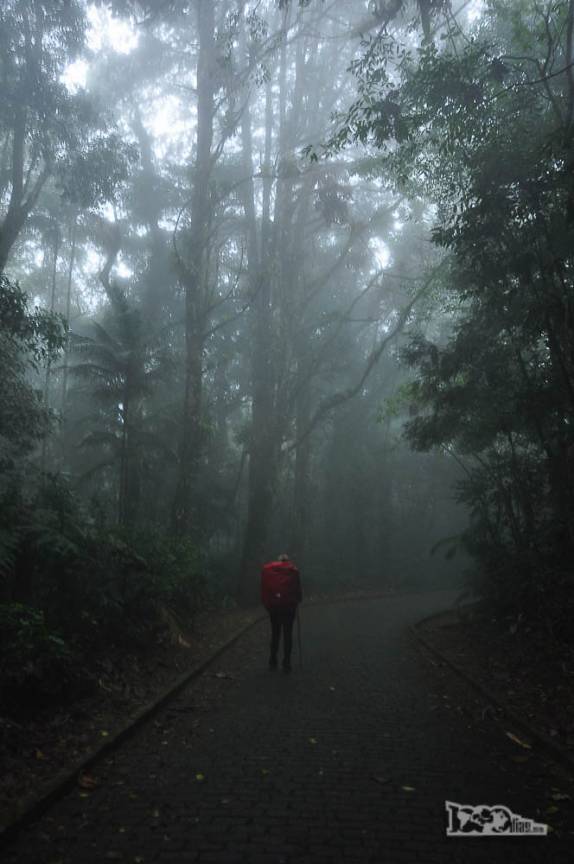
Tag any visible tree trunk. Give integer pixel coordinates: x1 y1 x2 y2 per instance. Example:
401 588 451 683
121 392 143 529
172 0 215 538
238 7 315 599
290 383 312 566
132 108 167 321
0 214 24 275
119 392 130 526
40 227 61 473
0 105 48 275
61 217 77 416
238 65 277 602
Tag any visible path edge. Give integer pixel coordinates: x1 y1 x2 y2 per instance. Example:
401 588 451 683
0 612 268 847
410 610 574 776
0 586 417 847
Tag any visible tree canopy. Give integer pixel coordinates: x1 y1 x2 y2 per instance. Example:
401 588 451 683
2 0 572 706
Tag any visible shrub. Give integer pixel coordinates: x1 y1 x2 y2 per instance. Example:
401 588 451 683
0 603 82 717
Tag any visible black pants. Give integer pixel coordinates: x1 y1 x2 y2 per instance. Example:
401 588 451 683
269 607 297 666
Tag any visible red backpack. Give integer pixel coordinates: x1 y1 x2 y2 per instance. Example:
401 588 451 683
261 560 301 609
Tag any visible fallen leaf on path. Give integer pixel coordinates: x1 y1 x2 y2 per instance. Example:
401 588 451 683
100 730 110 738
35 749 46 760
505 731 532 749
213 672 234 679
401 786 416 792
261 768 270 776
308 737 318 745
195 773 205 782
78 773 98 790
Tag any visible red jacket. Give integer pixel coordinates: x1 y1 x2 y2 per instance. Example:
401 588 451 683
261 560 302 610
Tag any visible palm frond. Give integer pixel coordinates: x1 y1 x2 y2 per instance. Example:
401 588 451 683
82 321 122 354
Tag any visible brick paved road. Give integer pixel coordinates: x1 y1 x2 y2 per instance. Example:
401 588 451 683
4 591 574 863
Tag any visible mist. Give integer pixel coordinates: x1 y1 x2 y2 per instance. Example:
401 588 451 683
2 0 574 855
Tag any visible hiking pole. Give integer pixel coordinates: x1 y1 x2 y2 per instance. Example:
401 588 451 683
297 606 303 669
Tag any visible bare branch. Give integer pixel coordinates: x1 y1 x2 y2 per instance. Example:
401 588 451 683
285 261 448 451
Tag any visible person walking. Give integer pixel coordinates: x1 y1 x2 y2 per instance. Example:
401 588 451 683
261 553 302 673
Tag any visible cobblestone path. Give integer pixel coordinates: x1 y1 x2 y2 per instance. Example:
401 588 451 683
4 591 574 863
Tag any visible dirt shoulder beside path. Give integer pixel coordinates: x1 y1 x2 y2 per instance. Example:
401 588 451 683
0 604 261 834
415 603 574 764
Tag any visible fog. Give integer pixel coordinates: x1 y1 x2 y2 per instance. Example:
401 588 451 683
2 0 571 625
4 0 574 855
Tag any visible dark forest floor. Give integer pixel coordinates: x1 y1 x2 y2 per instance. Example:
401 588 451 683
0 605 260 830
418 603 574 760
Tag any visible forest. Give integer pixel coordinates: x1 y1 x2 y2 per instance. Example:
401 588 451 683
1 0 574 719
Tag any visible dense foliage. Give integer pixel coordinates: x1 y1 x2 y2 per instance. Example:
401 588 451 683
6 0 566 713
0 275 64 468
0 275 208 712
329 0 574 633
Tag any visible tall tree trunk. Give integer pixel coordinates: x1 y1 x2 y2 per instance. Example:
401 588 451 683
237 3 295 600
40 226 61 473
61 216 77 416
119 392 130 526
132 108 167 321
238 57 277 602
290 382 311 565
284 36 313 568
239 6 317 598
120 388 142 529
172 0 215 538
